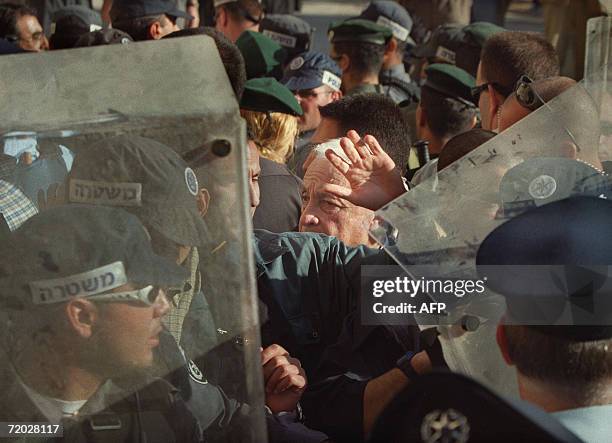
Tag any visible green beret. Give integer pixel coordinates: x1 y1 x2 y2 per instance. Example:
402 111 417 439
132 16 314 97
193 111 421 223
328 18 393 46
424 64 476 107
240 77 303 116
236 30 287 80
463 22 505 47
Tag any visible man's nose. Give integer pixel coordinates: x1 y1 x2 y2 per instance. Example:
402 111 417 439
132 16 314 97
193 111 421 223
300 212 319 226
154 289 171 317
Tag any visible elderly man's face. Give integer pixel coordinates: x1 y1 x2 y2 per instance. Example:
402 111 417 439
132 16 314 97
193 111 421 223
15 14 46 51
299 156 375 247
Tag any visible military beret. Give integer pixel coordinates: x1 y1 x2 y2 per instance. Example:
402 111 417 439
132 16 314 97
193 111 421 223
328 18 393 46
260 14 313 59
282 51 342 92
423 63 476 106
240 77 303 116
359 1 415 45
236 30 287 80
477 196 612 340
463 21 505 47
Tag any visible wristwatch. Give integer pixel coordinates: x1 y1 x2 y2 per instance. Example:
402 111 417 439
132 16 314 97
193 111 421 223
396 351 420 381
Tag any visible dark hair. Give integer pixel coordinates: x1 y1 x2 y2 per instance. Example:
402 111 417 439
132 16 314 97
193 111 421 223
218 0 263 25
112 14 167 41
504 325 612 406
333 41 385 78
0 3 37 40
394 38 407 57
320 94 411 170
164 27 246 100
420 86 478 140
437 128 496 171
481 31 559 98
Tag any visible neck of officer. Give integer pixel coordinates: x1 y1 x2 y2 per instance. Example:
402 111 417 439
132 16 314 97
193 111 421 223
419 127 447 157
382 52 404 71
343 70 379 94
17 348 103 401
518 373 612 412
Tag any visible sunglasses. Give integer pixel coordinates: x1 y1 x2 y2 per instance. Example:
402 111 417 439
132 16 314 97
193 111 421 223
88 285 163 306
514 75 544 111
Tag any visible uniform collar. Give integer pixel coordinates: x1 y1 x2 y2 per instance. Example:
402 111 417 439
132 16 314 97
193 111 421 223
253 229 291 276
381 63 409 79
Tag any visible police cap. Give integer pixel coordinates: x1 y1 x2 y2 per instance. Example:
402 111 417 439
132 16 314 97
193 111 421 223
0 205 188 307
67 135 209 248
477 196 612 341
50 5 103 49
240 77 303 116
110 0 193 23
260 14 313 59
423 63 476 107
359 1 415 45
236 30 287 80
328 18 393 46
282 51 342 92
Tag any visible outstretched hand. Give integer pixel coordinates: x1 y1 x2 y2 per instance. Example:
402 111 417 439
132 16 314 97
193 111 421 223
307 130 406 210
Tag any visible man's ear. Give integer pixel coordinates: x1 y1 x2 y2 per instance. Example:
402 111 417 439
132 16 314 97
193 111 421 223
65 299 98 339
338 54 350 73
416 104 427 129
331 90 342 101
559 141 578 160
487 86 504 131
496 323 514 366
197 188 211 217
149 21 163 40
216 7 227 28
384 38 397 62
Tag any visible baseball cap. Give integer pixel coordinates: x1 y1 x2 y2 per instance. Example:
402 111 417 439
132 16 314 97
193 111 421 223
240 77 303 116
477 196 612 340
49 5 103 49
282 51 342 92
260 14 313 59
67 135 209 248
328 18 393 46
423 63 476 107
74 29 133 47
359 1 415 45
236 30 287 80
214 0 262 6
110 0 193 23
0 205 188 307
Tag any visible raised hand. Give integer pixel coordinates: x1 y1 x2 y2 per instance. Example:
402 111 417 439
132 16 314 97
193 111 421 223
321 130 406 210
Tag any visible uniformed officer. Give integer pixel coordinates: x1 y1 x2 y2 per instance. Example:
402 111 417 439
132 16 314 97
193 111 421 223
260 14 313 60
359 1 421 105
328 18 392 96
477 196 612 442
0 205 203 442
213 0 264 42
399 0 473 32
110 0 191 41
48 5 103 50
281 51 343 160
413 21 505 79
410 63 478 184
240 77 302 163
236 30 287 79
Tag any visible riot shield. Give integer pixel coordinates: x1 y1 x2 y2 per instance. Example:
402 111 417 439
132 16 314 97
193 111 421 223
369 76 610 398
0 39 266 441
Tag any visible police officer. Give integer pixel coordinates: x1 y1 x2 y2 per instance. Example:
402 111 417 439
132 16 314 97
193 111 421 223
48 5 103 50
359 1 421 105
328 18 392 96
236 30 287 79
281 51 343 158
413 21 505 79
213 0 264 42
260 14 313 61
477 196 612 442
110 0 191 41
0 205 202 442
410 63 478 184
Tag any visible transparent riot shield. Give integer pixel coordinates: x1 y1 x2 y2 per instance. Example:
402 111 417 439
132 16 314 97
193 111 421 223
0 38 266 441
370 76 610 399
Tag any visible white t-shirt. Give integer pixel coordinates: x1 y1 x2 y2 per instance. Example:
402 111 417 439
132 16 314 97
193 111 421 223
20 379 87 423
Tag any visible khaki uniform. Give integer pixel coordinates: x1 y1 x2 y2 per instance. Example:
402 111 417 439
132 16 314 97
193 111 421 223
398 0 473 31
542 0 606 79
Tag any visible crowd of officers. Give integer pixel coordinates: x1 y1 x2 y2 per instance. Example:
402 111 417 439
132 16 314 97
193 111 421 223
0 0 611 442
